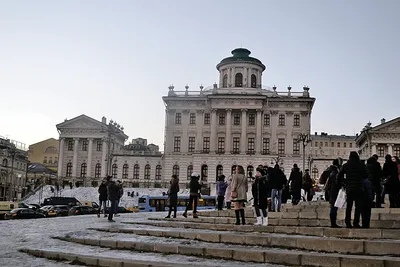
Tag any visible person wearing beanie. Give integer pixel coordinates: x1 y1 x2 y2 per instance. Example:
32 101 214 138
216 175 227 210
183 172 201 218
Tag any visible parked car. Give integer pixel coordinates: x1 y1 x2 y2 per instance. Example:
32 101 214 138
5 208 46 219
42 197 81 207
47 205 70 217
68 206 97 216
105 206 134 214
38 205 55 216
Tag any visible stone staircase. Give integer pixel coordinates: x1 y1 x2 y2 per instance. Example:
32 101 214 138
21 200 400 267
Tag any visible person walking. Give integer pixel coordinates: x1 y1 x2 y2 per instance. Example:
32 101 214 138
106 176 119 222
337 151 367 228
231 165 248 225
325 158 343 228
183 172 201 218
302 169 314 202
270 164 286 211
216 175 228 210
383 154 399 208
166 175 179 218
114 180 123 217
252 166 269 226
289 164 302 205
97 179 108 218
224 176 233 209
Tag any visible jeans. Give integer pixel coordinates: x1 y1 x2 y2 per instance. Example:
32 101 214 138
185 195 198 213
362 201 372 228
217 196 225 210
254 204 267 217
330 203 338 226
108 200 118 221
98 200 107 215
271 189 282 211
345 190 363 226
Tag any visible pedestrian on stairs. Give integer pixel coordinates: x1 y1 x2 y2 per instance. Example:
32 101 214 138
183 172 201 218
225 176 233 209
165 175 179 218
252 166 269 226
231 165 248 225
97 179 108 218
216 175 228 210
106 176 119 222
325 158 343 228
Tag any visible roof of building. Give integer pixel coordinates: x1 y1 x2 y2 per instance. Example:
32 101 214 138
29 138 58 147
312 132 356 141
27 163 56 174
216 48 266 71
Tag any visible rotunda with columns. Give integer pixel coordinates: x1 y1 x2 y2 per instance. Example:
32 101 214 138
162 48 316 189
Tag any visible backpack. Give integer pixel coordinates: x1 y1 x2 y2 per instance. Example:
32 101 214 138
319 168 331 185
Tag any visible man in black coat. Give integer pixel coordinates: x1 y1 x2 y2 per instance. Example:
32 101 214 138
106 176 120 222
325 158 343 228
366 155 383 208
183 172 201 218
97 179 108 218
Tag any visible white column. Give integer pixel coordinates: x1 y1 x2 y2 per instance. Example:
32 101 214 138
57 138 64 178
72 138 79 179
226 109 232 153
87 138 93 179
256 109 262 153
210 109 217 153
241 109 247 154
244 68 248 87
101 140 107 178
371 144 377 156
388 144 393 155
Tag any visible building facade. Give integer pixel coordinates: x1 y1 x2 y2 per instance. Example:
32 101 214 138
28 138 59 172
0 137 29 201
309 132 356 181
56 115 163 187
356 117 400 164
162 48 316 187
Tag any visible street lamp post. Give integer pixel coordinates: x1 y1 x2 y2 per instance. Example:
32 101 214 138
297 133 312 173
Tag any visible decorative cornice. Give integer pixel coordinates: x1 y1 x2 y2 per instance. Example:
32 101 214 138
286 111 294 116
270 110 279 115
182 109 190 114
196 109 205 114
241 108 248 112
300 111 309 116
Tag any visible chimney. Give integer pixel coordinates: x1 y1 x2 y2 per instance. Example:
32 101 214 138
102 116 107 124
315 132 318 135
381 118 386 124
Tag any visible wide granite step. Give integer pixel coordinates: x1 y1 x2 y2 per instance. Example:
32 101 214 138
126 220 400 239
57 236 400 267
91 226 400 256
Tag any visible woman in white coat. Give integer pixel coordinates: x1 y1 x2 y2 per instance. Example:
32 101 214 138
225 176 233 209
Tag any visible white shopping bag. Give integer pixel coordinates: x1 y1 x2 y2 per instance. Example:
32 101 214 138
334 188 347 209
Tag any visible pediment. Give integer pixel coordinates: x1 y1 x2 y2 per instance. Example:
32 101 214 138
371 117 400 133
57 115 103 130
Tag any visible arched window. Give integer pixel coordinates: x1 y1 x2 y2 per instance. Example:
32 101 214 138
235 73 243 87
45 146 58 154
144 164 151 179
251 74 257 88
112 164 118 178
187 165 193 180
133 164 140 179
173 165 180 178
95 163 101 178
80 163 87 178
231 165 237 175
201 164 208 181
216 165 223 179
222 74 228 87
247 165 254 180
312 168 319 181
122 164 129 179
155 165 162 180
66 162 72 177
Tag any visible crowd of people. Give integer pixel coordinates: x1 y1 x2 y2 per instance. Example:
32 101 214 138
96 176 123 222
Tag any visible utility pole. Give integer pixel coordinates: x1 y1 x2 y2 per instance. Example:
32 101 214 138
297 133 311 173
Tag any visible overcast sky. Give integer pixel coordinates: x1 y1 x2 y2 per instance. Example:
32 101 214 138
1 0 399 149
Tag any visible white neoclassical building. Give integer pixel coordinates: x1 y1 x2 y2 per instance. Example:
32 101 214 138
162 48 316 187
356 117 400 164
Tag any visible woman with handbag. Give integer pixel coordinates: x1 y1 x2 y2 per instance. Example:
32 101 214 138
231 165 248 225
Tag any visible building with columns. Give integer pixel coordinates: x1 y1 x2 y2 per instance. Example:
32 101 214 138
309 132 356 181
56 115 163 187
162 48 316 187
356 117 400 163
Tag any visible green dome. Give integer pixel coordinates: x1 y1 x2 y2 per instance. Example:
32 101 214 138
216 48 266 71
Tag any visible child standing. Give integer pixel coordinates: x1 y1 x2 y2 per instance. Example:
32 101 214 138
216 175 228 210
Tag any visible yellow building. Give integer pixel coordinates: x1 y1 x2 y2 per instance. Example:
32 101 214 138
28 138 59 172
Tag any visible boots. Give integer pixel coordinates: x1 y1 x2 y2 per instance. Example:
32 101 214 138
254 217 262 225
262 216 268 226
240 209 246 225
182 211 187 218
234 210 240 225
193 212 198 218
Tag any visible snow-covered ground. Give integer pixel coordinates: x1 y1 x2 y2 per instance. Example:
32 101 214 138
25 186 192 207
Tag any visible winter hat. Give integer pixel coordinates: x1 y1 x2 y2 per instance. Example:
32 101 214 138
191 172 200 178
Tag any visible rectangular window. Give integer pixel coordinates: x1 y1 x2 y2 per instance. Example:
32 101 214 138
248 113 255 126
263 114 270 126
43 157 47 164
174 137 181 152
319 142 323 147
262 138 270 154
188 137 195 152
233 137 240 154
67 140 73 151
49 157 53 164
325 142 328 147
350 143 353 148
218 137 225 153
279 114 285 126
82 140 88 151
331 142 334 147
204 113 210 125
293 139 300 155
203 137 210 153
247 138 255 154
189 113 196 125
96 141 102 151
314 142 318 147
337 142 340 148
293 114 300 127
378 146 385 157
219 113 225 125
278 138 285 155
175 113 181 124
233 114 241 125
344 142 347 148
394 146 400 157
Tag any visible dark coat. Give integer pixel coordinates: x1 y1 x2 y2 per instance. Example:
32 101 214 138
383 160 399 194
107 181 119 201
216 181 228 197
98 183 108 201
326 165 341 205
117 185 124 200
302 173 313 190
251 175 269 209
168 178 179 206
337 160 367 193
362 179 373 202
189 177 201 196
289 168 302 193
366 157 382 187
269 167 286 190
